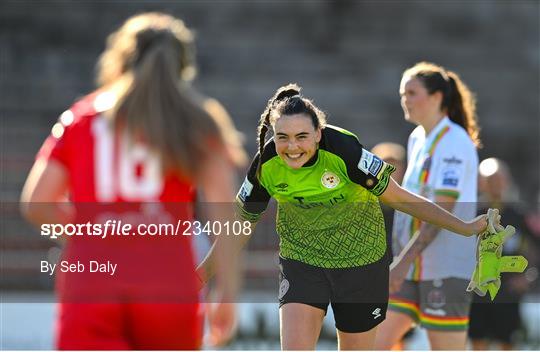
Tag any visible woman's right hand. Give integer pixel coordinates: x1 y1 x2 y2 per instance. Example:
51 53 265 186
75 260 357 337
466 208 502 237
464 213 488 236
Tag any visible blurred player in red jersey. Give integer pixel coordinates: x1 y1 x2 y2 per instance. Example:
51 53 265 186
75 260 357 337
20 12 246 350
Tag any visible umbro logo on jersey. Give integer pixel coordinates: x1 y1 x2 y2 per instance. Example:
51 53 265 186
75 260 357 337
372 308 382 319
275 183 289 192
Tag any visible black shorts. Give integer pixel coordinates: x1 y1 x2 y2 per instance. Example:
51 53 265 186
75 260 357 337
468 302 522 343
278 255 389 333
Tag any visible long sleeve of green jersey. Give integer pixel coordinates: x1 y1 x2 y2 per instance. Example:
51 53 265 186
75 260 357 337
236 150 272 222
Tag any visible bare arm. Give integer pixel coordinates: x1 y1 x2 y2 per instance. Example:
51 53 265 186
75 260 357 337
393 195 457 268
196 221 255 286
20 159 73 227
388 220 446 293
379 178 486 236
198 153 244 300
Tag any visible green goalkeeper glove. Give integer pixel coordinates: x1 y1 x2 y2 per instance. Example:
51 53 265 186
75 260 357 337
467 208 528 300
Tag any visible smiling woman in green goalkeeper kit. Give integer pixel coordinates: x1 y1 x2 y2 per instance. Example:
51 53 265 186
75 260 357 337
198 83 488 350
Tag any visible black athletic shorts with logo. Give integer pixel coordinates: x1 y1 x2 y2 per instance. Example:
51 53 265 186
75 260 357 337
278 254 389 333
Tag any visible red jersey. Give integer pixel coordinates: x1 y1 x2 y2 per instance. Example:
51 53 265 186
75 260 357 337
37 93 203 349
38 92 197 203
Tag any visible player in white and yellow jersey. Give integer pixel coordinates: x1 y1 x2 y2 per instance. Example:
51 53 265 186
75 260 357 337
375 62 482 350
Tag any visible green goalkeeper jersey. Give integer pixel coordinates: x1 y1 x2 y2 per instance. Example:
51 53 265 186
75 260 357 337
236 125 395 268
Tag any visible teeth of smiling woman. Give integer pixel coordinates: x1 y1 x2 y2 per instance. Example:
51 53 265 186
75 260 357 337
287 153 302 159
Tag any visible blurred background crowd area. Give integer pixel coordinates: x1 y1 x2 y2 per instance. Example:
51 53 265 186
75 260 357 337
1 0 539 349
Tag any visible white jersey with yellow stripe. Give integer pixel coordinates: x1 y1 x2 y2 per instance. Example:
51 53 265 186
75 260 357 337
393 117 478 281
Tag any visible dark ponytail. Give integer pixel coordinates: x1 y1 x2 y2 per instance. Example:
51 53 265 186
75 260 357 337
446 71 481 147
256 84 301 178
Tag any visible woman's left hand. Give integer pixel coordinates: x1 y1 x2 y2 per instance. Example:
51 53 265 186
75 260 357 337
205 302 237 347
389 259 409 294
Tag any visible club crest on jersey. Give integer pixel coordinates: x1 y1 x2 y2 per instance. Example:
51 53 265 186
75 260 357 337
321 171 340 189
